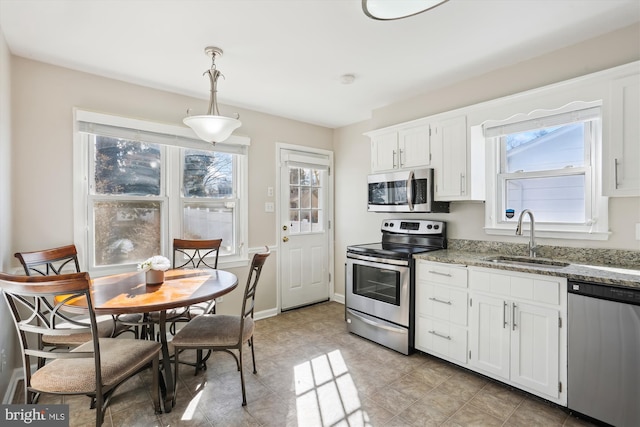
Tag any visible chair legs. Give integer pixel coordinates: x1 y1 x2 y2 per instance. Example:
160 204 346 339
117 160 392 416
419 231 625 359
173 343 257 407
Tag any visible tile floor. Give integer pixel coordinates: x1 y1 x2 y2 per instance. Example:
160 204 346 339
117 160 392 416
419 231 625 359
14 302 597 426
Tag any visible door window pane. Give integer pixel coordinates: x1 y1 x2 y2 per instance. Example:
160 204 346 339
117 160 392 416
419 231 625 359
93 201 161 266
288 166 324 234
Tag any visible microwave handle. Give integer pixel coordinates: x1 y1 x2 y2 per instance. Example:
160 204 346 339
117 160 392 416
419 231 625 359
407 170 414 211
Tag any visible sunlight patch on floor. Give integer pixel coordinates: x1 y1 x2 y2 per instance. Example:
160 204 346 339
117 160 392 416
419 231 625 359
294 349 371 427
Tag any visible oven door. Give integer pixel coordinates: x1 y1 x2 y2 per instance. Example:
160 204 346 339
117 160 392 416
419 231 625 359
345 254 410 327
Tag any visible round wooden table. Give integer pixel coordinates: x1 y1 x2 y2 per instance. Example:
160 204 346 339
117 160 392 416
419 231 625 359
64 268 238 412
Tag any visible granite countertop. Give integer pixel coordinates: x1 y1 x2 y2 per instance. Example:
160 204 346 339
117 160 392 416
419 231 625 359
415 249 640 289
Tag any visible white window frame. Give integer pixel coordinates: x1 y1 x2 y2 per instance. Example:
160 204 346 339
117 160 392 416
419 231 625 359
483 101 610 241
73 109 250 276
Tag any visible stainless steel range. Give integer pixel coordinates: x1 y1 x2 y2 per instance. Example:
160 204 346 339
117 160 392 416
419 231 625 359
345 219 446 355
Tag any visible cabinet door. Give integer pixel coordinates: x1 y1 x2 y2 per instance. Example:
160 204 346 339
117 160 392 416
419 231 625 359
469 293 510 380
431 116 467 200
607 73 640 196
371 132 398 172
398 125 430 169
510 301 560 398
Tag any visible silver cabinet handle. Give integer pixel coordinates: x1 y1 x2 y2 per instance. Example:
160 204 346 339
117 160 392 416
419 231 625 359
399 148 405 168
428 330 451 340
393 150 397 169
512 303 517 331
428 297 452 305
503 301 508 328
614 158 620 189
428 270 452 277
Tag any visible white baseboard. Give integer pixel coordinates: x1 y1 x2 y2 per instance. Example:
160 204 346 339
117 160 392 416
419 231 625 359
332 293 345 304
254 307 278 321
2 367 24 404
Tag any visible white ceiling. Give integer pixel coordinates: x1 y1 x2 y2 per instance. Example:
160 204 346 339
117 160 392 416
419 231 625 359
1 0 639 128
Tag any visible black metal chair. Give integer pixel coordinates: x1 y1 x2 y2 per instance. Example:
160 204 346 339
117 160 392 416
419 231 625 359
0 271 162 426
15 244 140 342
172 247 270 406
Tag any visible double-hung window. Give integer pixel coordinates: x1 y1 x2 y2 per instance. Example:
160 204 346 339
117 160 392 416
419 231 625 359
483 101 609 240
74 110 249 275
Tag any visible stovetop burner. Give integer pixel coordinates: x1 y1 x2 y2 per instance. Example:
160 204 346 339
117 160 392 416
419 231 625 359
347 219 447 261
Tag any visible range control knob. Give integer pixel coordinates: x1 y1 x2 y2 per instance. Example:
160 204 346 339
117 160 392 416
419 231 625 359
434 224 440 230
426 224 433 229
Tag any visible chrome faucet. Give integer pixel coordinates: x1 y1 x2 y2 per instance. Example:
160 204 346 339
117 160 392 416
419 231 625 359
516 209 537 257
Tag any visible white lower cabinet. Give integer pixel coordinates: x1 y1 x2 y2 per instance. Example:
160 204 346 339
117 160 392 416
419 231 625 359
415 260 469 365
415 261 567 406
468 267 567 405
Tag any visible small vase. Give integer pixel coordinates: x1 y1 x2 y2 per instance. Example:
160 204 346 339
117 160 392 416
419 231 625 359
146 269 165 286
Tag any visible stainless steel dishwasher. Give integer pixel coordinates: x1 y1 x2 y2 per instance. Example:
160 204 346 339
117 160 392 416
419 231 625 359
568 280 640 427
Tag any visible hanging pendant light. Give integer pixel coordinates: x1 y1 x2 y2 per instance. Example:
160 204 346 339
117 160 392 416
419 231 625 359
362 0 448 20
183 46 241 144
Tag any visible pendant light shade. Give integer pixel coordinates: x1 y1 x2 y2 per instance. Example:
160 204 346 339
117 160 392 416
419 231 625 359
183 46 241 144
362 0 448 20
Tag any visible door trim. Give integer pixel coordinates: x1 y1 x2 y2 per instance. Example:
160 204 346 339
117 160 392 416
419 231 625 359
275 142 334 312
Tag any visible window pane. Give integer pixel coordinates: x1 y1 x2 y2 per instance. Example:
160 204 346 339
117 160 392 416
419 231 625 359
288 165 325 234
94 201 161 266
504 175 585 223
504 123 585 173
183 150 233 198
183 203 234 254
94 136 161 195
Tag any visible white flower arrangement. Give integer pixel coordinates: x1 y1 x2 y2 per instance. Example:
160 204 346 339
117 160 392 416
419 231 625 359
137 255 171 272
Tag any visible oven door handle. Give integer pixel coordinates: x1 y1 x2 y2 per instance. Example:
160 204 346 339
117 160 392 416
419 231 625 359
348 310 406 333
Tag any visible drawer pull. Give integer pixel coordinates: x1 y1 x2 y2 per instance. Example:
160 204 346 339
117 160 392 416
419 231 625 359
428 297 452 305
428 270 452 277
428 330 451 340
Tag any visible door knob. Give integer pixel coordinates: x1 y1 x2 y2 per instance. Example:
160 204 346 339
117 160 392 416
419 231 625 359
282 236 289 242
282 225 288 231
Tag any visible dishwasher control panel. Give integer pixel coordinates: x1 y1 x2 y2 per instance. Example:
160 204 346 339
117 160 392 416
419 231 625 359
569 280 640 305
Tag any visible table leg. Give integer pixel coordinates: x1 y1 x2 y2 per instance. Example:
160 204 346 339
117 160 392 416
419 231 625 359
158 310 174 413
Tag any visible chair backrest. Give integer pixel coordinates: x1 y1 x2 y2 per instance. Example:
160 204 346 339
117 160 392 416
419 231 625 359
0 272 102 392
173 238 222 269
241 247 270 321
15 244 81 276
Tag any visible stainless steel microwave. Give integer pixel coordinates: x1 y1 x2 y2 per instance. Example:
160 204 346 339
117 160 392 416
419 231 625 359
367 168 449 213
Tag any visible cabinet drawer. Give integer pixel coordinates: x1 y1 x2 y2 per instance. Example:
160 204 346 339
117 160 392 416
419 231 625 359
417 283 468 326
469 268 563 305
416 316 467 364
417 261 468 288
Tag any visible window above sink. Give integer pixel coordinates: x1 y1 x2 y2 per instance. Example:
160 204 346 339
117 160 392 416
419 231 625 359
482 100 610 241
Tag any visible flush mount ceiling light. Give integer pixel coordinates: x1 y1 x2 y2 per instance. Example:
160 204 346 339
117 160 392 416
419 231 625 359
362 0 448 20
183 46 241 144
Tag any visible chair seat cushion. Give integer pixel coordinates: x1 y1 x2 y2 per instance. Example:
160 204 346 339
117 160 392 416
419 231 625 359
171 315 254 348
31 338 161 393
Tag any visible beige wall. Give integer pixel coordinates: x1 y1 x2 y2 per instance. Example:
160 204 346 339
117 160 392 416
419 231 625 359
333 23 640 298
9 57 333 318
0 21 15 401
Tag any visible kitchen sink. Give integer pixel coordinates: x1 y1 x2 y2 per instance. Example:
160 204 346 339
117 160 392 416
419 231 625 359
482 255 570 268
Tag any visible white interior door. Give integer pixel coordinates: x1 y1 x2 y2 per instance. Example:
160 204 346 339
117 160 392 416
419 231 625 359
279 147 332 310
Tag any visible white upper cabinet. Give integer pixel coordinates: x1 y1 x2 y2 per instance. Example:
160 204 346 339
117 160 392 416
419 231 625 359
369 123 431 172
367 115 485 201
605 72 640 196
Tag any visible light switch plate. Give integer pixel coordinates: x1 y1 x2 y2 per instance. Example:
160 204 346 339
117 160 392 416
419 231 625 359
267 186 274 197
265 202 275 212
636 223 640 240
